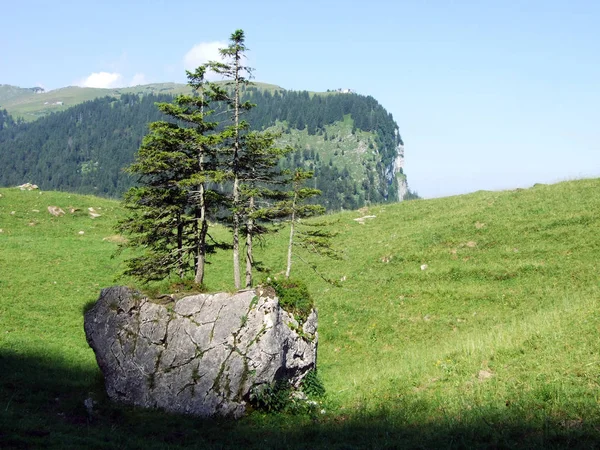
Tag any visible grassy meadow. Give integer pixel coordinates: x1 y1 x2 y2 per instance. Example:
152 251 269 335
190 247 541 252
1 178 600 448
0 82 285 122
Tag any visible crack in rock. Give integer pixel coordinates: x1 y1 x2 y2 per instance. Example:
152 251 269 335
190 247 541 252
84 286 318 418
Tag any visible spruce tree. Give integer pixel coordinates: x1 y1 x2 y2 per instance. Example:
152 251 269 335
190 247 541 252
205 29 254 289
116 122 193 281
117 67 226 284
237 131 292 287
278 169 325 278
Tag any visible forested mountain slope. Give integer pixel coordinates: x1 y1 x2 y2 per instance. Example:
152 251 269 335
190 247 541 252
0 85 411 210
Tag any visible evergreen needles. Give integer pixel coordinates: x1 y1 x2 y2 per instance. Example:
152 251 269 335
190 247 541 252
117 30 329 288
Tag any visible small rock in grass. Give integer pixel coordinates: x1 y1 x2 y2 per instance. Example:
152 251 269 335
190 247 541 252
478 369 493 381
78 231 85 235
420 264 428 271
17 183 39 191
84 397 96 418
48 206 65 217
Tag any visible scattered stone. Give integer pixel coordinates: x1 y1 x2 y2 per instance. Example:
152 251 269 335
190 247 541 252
420 264 428 271
84 286 318 418
88 207 101 218
32 209 40 213
17 183 39 191
561 418 583 429
478 369 493 381
353 215 376 225
0 229 3 233
78 231 85 235
10 211 15 215
83 397 96 419
47 206 65 217
475 222 486 229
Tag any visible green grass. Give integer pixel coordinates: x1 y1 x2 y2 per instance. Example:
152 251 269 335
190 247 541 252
1 179 600 448
1 82 286 122
275 114 380 183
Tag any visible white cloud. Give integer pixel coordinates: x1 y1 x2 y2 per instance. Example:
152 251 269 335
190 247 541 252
130 73 148 86
183 41 227 80
79 72 124 89
183 41 226 69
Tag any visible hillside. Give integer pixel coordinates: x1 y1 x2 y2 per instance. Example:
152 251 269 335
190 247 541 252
0 82 290 122
1 178 599 448
0 84 45 105
0 85 410 210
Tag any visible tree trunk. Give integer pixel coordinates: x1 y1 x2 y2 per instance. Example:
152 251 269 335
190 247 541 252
194 102 207 285
285 192 298 279
232 177 241 289
245 196 254 288
194 181 208 285
232 47 242 290
177 212 184 279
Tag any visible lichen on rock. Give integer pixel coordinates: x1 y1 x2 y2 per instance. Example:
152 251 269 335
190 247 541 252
84 286 317 418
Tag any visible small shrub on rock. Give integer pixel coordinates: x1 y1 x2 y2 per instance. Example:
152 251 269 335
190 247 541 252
263 277 314 322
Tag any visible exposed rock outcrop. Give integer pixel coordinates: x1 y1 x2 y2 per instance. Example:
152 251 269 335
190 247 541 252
84 286 317 418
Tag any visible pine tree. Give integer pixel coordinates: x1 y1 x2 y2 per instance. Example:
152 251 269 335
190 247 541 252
206 30 291 288
237 131 292 286
205 29 254 289
117 67 226 284
281 169 325 278
116 121 193 281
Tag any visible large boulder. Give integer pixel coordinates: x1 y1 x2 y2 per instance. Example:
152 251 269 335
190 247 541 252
84 286 318 418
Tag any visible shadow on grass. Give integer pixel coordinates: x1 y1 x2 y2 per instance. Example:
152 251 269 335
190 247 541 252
1 350 599 449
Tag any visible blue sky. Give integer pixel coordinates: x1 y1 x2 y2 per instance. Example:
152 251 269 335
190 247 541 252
2 0 599 198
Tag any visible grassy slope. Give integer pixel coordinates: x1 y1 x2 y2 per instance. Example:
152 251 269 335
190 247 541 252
0 85 38 103
274 114 379 183
1 179 599 448
0 82 285 121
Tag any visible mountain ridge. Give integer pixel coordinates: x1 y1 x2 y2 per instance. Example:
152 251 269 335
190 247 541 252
0 82 307 121
0 86 412 210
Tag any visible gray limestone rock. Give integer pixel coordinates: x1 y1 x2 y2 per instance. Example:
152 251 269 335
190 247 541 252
84 286 317 418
